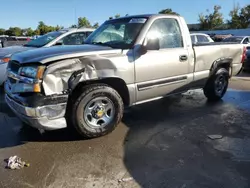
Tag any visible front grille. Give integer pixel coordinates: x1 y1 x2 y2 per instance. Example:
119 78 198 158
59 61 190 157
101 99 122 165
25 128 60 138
8 60 21 74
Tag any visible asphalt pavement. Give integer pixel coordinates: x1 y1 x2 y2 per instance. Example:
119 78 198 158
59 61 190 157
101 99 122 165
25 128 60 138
0 73 250 188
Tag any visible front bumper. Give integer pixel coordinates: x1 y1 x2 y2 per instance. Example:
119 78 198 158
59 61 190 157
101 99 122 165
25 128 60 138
5 94 67 130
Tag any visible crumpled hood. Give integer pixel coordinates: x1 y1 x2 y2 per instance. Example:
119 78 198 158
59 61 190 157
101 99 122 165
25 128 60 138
0 46 34 58
11 45 122 64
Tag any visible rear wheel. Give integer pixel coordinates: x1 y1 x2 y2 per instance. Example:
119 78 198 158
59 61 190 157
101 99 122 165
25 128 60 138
70 84 124 138
203 68 229 101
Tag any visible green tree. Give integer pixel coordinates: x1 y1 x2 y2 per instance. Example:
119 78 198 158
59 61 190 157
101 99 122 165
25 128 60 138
55 25 61 31
228 3 242 29
93 22 99 28
78 17 91 28
5 27 22 36
115 14 120 18
239 5 250 28
109 14 121 20
33 29 40 36
159 8 179 15
198 5 224 30
0 28 5 35
71 24 77 28
21 28 34 36
37 21 48 35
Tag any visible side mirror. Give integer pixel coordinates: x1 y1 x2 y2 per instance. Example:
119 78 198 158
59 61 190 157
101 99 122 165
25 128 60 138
55 40 63 46
145 37 160 51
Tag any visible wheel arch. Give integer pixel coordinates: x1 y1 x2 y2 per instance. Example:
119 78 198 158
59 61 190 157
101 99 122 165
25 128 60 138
70 77 130 107
210 57 233 77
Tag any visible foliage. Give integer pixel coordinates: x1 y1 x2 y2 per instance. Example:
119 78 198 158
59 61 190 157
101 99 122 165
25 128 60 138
71 24 77 28
159 8 179 15
0 28 5 35
239 5 250 28
2 4 250 36
5 27 22 36
93 22 99 28
228 4 250 29
198 5 224 30
115 14 120 18
228 3 242 29
21 28 34 36
109 14 121 20
78 17 91 28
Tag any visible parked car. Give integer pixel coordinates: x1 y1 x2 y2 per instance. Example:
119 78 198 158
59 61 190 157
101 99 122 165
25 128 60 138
222 36 250 45
5 14 245 138
190 33 214 44
243 47 250 71
0 36 30 47
212 34 233 42
0 27 95 85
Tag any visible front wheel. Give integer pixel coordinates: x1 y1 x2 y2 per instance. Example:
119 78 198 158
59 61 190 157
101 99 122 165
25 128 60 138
70 84 124 138
203 68 229 101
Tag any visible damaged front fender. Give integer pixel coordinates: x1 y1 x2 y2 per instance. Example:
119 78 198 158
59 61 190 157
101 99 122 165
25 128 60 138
42 56 118 95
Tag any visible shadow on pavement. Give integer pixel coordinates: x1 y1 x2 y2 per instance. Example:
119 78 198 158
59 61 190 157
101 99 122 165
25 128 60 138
1 87 250 187
122 90 250 188
235 71 250 78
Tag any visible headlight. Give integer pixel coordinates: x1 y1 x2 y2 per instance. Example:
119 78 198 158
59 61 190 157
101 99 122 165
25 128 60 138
19 66 45 79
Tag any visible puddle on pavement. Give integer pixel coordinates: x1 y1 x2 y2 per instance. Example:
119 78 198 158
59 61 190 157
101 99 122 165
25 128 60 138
211 137 250 162
223 89 250 111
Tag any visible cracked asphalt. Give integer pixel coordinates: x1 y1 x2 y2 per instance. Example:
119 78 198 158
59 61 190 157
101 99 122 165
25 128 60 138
0 72 250 188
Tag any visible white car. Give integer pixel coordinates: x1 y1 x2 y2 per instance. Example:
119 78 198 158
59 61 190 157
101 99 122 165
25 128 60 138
0 27 95 85
222 36 250 46
190 33 214 44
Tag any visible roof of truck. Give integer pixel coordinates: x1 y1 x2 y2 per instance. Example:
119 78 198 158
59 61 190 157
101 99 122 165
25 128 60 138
115 14 180 20
58 27 95 33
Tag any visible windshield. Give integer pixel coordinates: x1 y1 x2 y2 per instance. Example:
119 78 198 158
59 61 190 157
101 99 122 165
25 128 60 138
223 37 243 43
85 17 147 49
24 31 64 47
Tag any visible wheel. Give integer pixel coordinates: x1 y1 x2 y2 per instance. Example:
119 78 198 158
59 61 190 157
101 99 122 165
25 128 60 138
203 68 229 101
70 84 124 138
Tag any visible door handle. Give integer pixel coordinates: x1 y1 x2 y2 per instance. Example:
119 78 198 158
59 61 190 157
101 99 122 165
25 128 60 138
179 55 188 61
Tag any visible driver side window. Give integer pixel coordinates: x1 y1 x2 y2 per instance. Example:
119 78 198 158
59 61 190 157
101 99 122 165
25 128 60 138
146 18 184 49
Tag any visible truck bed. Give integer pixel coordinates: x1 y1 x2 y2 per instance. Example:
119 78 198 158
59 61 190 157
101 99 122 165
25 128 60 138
193 42 243 76
193 42 239 46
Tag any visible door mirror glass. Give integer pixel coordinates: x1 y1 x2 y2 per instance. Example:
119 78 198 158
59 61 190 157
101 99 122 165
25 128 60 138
145 37 160 50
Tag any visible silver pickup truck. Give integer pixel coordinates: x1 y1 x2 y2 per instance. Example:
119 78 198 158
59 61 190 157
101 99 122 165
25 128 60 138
5 14 245 138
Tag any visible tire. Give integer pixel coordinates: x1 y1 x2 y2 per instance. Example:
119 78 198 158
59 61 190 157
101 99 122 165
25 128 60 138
70 84 124 138
203 68 229 101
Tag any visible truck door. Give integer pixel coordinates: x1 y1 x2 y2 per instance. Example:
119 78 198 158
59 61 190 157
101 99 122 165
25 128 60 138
135 18 192 102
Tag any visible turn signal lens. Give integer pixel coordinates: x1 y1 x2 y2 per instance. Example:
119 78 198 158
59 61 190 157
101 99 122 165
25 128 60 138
1 57 10 63
33 83 41 92
36 66 45 79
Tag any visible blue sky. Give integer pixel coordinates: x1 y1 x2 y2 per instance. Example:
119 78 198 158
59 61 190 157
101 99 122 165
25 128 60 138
0 0 249 29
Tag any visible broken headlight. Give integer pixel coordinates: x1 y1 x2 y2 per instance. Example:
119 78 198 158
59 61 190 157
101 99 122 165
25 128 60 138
19 66 45 79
